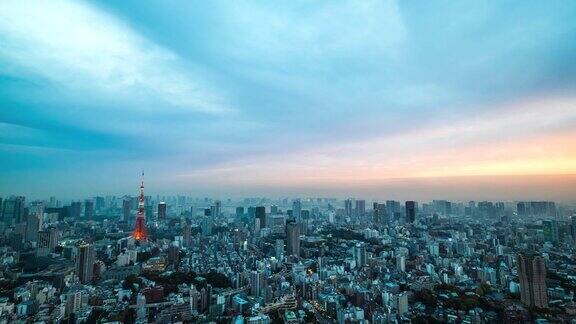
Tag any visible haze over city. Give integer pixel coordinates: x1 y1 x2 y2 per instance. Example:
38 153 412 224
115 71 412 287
1 0 575 200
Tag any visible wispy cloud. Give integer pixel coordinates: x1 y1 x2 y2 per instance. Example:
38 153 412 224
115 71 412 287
0 0 230 114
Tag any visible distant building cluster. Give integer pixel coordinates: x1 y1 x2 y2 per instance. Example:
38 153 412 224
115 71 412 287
1 186 576 323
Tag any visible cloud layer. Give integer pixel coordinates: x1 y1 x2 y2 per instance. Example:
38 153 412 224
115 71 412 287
1 0 575 200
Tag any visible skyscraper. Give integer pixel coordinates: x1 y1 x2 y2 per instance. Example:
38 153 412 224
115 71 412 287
122 198 131 222
84 199 95 220
76 243 95 283
373 203 387 225
70 201 82 219
132 172 148 241
355 199 366 219
344 199 353 218
158 202 167 220
2 196 25 224
292 199 302 221
405 201 416 223
255 206 266 228
286 222 300 257
517 253 548 308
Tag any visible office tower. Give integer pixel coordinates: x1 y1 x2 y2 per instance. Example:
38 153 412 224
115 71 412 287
122 198 131 222
202 217 213 236
2 196 25 224
84 200 95 220
355 199 366 219
95 196 105 211
247 206 256 219
386 200 400 221
353 244 367 267
76 244 95 283
542 220 558 243
183 223 192 247
132 172 148 241
397 292 409 315
271 205 279 214
571 216 576 242
292 199 302 221
286 222 300 257
405 201 416 223
158 202 167 220
250 270 261 297
235 207 244 218
396 255 406 272
517 253 548 308
344 199 353 218
373 203 387 225
70 202 81 219
25 212 42 242
211 200 221 218
37 228 59 257
48 196 56 208
255 206 266 228
275 239 284 259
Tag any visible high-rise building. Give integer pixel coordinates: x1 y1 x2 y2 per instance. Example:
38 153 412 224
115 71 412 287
158 202 167 220
70 202 82 219
84 200 95 220
373 203 387 225
183 223 192 247
255 206 266 228
250 270 261 297
235 207 244 218
353 244 367 268
405 201 416 223
122 198 131 222
25 212 42 242
344 199 353 218
355 200 366 219
517 253 548 308
211 200 221 218
271 205 279 214
76 244 95 283
2 196 25 224
292 199 302 221
95 196 105 211
37 228 59 257
286 222 300 257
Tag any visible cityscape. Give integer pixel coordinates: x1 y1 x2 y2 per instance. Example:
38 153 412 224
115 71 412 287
1 178 576 323
1 0 576 323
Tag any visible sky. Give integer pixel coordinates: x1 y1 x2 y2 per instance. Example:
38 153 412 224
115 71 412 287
1 0 576 201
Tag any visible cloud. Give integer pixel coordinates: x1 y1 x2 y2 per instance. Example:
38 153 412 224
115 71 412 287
0 0 230 114
176 95 576 185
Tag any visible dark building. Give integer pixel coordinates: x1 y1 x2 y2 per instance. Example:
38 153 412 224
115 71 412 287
286 222 300 257
84 200 95 219
70 202 82 219
517 253 548 308
405 201 416 223
255 206 266 228
95 196 105 211
235 206 244 218
373 203 387 225
2 196 26 224
158 202 167 220
76 244 95 283
344 199 353 218
122 198 131 222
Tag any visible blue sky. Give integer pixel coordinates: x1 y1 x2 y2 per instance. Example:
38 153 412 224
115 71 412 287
1 0 576 200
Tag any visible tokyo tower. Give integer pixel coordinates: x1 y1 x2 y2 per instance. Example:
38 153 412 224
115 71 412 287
132 171 148 241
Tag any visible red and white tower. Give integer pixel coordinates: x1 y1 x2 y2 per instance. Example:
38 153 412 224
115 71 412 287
132 171 148 241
